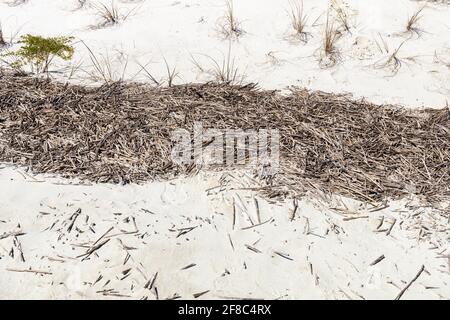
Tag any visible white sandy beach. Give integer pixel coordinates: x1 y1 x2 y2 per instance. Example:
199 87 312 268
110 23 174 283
0 0 449 107
0 0 449 300
0 166 449 299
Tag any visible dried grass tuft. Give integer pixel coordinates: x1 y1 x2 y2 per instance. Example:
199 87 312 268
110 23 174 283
319 13 341 67
406 6 426 36
218 0 244 39
288 0 310 42
0 23 6 47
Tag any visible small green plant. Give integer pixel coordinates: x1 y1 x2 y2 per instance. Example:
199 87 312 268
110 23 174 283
5 34 74 74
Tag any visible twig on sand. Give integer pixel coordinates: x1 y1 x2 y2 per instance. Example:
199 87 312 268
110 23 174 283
369 254 385 266
0 230 25 240
245 244 261 254
6 268 52 275
193 290 210 299
79 239 111 260
274 251 294 261
290 198 299 221
386 218 397 236
77 227 114 260
254 197 261 224
175 226 197 238
240 218 273 230
144 272 158 290
395 265 425 300
343 215 369 221
13 236 25 262
232 198 236 230
67 208 81 233
181 263 196 270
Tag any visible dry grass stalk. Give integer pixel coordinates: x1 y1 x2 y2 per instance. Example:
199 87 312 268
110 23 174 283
288 0 309 42
0 23 6 47
135 60 161 86
190 43 245 84
0 70 449 204
73 0 89 11
219 0 244 39
406 6 426 36
81 41 128 83
374 36 408 75
320 13 340 67
331 0 351 33
93 1 135 29
163 57 178 87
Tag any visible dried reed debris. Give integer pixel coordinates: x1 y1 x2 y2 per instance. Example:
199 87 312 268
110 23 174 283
0 71 448 203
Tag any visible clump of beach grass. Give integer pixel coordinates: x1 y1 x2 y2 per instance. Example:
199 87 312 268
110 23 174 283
92 1 136 29
190 43 246 84
319 13 341 68
288 0 310 42
218 0 244 39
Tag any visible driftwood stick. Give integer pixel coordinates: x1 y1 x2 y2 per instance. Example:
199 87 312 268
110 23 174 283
395 265 425 300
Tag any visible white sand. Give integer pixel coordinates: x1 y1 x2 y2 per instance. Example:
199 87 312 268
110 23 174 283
0 0 449 107
0 0 449 299
0 166 449 299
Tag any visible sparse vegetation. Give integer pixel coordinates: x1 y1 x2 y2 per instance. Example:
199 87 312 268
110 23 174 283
406 6 426 36
163 57 179 87
219 0 244 39
135 60 161 86
191 44 245 84
374 35 408 75
73 0 89 11
320 13 341 67
92 1 136 29
4 34 74 74
209 46 243 83
331 0 351 33
81 40 129 83
288 0 309 42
